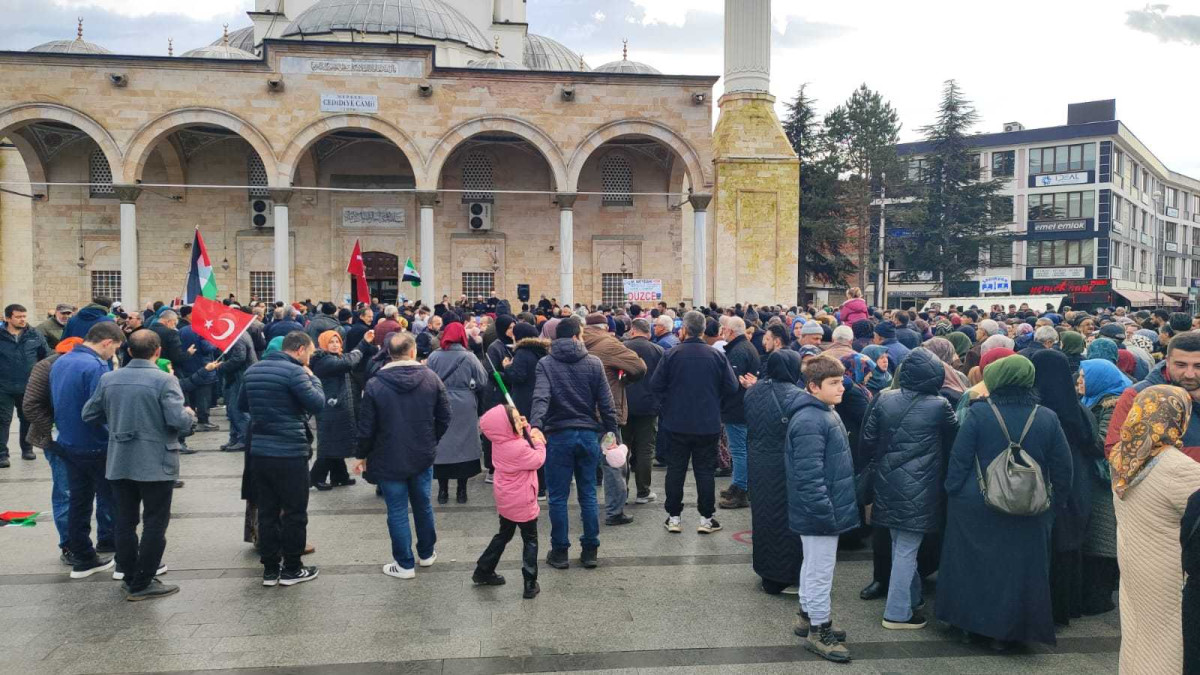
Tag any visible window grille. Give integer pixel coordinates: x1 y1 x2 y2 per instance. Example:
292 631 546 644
601 272 633 305
90 270 121 300
601 154 633 205
461 272 495 300
461 152 494 202
247 153 269 199
89 150 114 197
250 271 275 304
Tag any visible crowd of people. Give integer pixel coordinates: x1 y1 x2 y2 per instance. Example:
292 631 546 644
4 287 1200 670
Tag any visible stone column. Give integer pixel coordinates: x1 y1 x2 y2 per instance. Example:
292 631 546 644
416 191 438 308
556 193 578 307
112 185 142 310
723 0 771 94
269 189 293 305
689 193 713 307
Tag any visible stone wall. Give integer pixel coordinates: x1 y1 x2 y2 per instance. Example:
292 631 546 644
0 145 36 315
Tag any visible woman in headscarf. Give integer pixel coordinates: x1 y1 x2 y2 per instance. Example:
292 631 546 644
744 350 806 595
1126 334 1155 381
425 321 488 504
1058 331 1085 377
922 337 969 407
1116 349 1137 378
937 355 1073 650
309 329 376 489
1030 349 1095 626
946 331 972 377
851 319 875 352
1013 324 1035 352
1112 385 1200 674
1087 337 1119 364
859 345 893 396
1076 359 1130 616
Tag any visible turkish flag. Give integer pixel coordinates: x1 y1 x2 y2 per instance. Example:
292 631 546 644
347 239 370 304
192 296 254 355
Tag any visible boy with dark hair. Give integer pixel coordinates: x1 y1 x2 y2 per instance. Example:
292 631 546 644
784 355 860 663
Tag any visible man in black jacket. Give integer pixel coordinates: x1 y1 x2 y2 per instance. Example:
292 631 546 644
623 319 663 503
651 311 739 535
240 331 324 587
355 333 451 579
530 317 618 570
149 310 190 375
719 316 760 509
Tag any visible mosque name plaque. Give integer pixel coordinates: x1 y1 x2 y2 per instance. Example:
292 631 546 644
320 93 379 114
342 207 406 229
281 56 424 78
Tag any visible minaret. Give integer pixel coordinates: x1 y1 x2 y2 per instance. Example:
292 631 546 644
710 0 799 305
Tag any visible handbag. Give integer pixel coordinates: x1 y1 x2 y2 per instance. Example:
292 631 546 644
974 400 1052 516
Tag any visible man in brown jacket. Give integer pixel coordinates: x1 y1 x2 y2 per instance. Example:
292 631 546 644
582 313 646 525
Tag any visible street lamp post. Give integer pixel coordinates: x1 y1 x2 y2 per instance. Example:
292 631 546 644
1154 190 1163 309
876 172 887 309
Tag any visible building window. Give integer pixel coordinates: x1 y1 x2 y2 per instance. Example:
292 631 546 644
89 150 114 197
1027 190 1095 220
1028 143 1096 175
461 152 494 203
1167 222 1178 243
461 272 495 300
968 153 981 180
988 242 1013 266
990 150 1015 178
1143 170 1151 192
1113 195 1123 224
1192 258 1200 279
601 272 633 306
1165 257 1177 278
601 154 633 205
1112 241 1121 268
90 270 121 300
907 158 930 183
1026 239 1094 266
989 195 1014 223
249 271 275 304
247 153 268 199
1166 187 1178 209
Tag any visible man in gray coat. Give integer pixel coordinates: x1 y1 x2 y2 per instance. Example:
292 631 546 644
82 330 195 601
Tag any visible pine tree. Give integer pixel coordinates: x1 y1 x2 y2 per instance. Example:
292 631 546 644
895 80 1007 293
782 85 856 306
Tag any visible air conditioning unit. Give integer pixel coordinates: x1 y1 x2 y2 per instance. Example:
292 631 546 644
250 198 273 229
1003 121 1025 133
467 201 493 231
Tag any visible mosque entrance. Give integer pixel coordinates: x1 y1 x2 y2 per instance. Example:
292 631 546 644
360 251 399 305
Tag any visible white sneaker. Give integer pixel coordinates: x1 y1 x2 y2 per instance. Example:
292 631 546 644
383 562 415 579
664 516 682 533
418 551 437 567
113 563 168 581
698 517 722 534
782 584 800 595
635 492 657 504
484 473 494 484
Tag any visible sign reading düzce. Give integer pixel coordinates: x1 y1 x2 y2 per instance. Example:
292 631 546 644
623 279 663 302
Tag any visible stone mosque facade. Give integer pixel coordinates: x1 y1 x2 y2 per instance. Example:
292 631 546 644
0 0 797 316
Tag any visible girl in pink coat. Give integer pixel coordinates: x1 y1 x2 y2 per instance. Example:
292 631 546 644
472 404 546 598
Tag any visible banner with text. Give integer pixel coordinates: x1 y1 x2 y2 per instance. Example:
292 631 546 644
623 278 663 302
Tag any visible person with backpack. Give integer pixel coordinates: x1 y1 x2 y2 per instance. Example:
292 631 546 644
936 355 1073 651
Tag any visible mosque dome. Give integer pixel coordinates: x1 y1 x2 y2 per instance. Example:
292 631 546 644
523 33 589 71
593 41 660 75
29 19 111 55
183 24 256 59
467 55 528 70
283 0 491 52
211 25 256 53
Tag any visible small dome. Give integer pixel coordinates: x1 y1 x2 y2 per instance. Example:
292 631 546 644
593 41 659 74
467 55 528 70
283 0 491 52
29 19 111 55
211 25 256 53
180 44 256 59
523 33 589 71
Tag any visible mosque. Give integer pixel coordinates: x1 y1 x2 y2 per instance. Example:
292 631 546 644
0 0 797 316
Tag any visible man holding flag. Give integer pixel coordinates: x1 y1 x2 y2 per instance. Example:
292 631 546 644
193 297 257 452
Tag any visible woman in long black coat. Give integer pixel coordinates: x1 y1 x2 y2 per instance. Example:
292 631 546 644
937 355 1073 649
744 349 805 594
309 329 375 489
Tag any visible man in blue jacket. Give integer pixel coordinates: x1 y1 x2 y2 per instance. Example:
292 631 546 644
530 316 618 571
651 311 739 536
1 304 48 467
62 297 115 340
240 330 325 587
50 321 123 578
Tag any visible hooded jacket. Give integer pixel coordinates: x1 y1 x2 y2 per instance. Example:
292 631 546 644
480 404 546 523
581 325 647 426
530 337 618 434
860 348 959 533
356 361 451 483
506 336 549 417
62 303 114 340
0 323 48 394
784 391 861 536
839 297 870 325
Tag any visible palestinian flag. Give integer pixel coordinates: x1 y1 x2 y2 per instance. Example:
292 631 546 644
402 258 421 287
184 228 218 303
0 511 42 527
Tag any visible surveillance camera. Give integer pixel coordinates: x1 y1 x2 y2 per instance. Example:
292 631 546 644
549 244 555 252
561 86 575 102
108 73 128 87
267 78 284 92
692 92 707 105
417 82 433 97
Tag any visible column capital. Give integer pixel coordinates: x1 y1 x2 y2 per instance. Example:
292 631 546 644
268 188 294 204
112 184 142 204
688 192 713 211
555 193 578 210
415 191 439 208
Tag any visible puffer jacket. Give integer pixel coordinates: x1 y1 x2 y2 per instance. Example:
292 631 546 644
240 351 325 459
480 404 546 523
581 325 646 426
22 353 62 449
506 337 549 417
530 337 618 435
839 297 870 325
860 348 958 533
0 323 48 394
784 392 861 536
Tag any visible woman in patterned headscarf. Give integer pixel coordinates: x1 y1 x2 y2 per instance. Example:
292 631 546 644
1112 385 1200 674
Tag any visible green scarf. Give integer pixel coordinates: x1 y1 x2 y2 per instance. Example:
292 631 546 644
982 354 1035 392
946 331 971 358
1059 331 1084 356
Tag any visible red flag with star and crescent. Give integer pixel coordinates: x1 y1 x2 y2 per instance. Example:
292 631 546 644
347 239 370 304
191 296 254 355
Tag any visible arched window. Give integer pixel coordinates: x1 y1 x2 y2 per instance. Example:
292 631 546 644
601 153 633 205
89 149 114 197
461 151 494 202
247 153 269 199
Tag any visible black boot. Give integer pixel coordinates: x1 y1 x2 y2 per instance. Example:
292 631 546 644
471 571 506 585
437 480 449 505
456 481 468 504
859 580 885 600
523 577 540 599
546 548 569 569
580 546 598 569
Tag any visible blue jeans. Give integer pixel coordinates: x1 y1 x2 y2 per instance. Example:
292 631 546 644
725 423 748 490
45 445 71 548
884 528 924 622
63 452 113 559
600 429 627 519
225 376 248 445
379 468 436 570
545 429 600 551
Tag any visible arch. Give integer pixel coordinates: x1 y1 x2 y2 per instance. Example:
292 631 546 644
5 132 47 194
152 138 187 193
423 115 568 192
566 119 709 193
122 107 280 186
0 103 123 181
278 114 425 187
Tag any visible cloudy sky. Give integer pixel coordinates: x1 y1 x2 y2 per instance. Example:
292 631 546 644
7 0 1200 177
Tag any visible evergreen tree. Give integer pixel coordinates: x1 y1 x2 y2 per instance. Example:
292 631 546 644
895 80 1007 292
782 85 856 306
